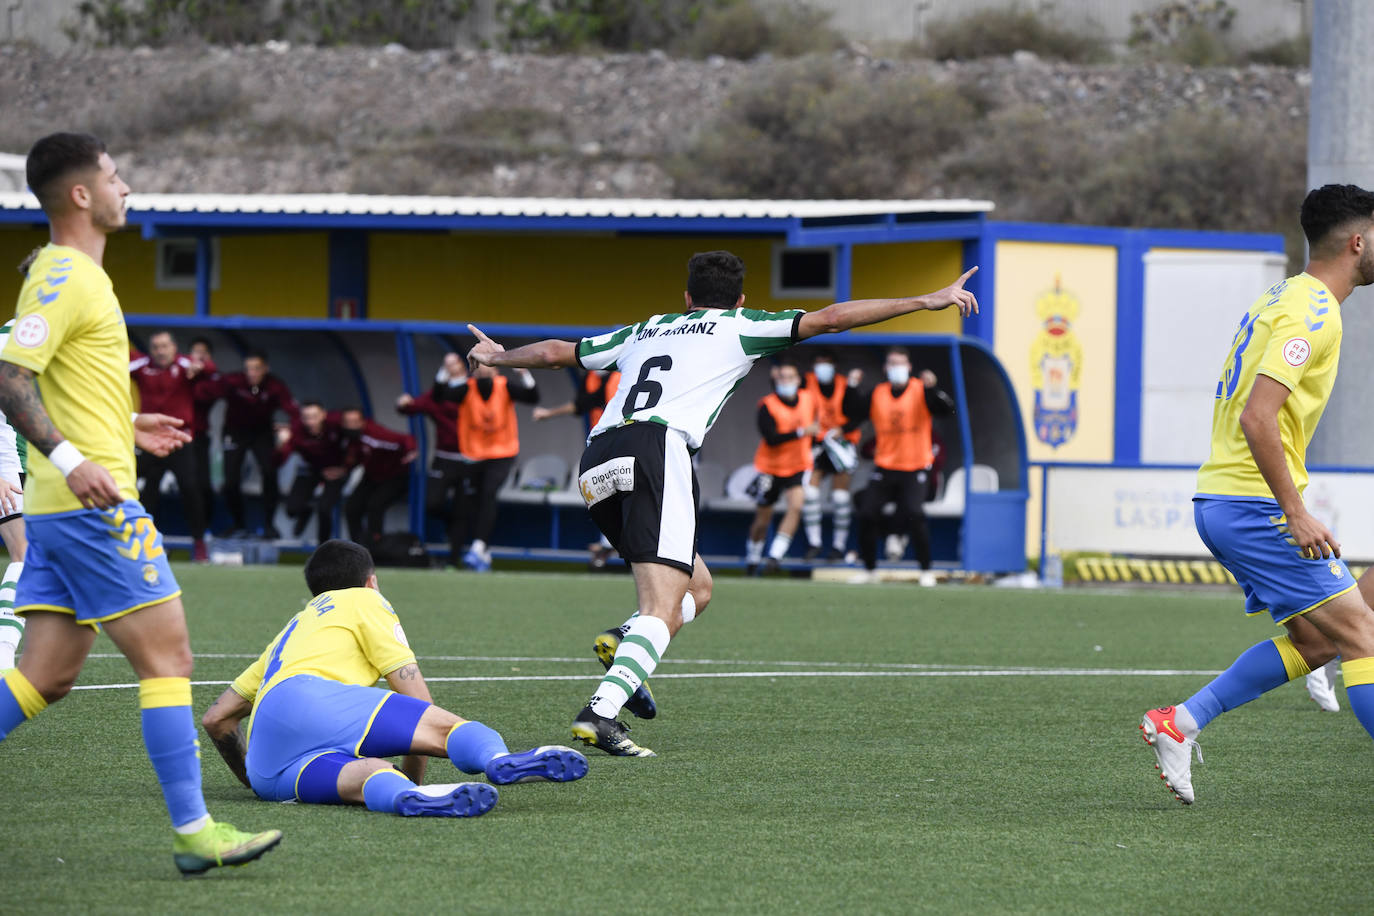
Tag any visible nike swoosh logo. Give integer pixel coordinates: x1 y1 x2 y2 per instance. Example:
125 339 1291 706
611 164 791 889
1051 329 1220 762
1159 718 1184 743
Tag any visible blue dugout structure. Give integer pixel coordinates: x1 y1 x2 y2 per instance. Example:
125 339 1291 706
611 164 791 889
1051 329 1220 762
120 315 1030 573
2 192 1138 573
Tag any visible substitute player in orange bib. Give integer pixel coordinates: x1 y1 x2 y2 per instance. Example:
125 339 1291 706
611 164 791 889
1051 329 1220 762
744 360 819 575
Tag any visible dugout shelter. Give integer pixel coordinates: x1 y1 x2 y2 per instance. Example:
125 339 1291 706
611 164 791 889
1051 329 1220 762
0 191 1281 574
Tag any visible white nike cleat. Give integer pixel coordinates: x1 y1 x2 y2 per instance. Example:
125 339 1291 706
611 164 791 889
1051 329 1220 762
1306 659 1341 712
1140 706 1202 805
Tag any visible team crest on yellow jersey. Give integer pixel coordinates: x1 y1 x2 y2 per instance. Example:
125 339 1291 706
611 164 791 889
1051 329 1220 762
1029 277 1083 449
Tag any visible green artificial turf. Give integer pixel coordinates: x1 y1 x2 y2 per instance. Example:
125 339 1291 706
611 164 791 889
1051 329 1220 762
2 567 1369 914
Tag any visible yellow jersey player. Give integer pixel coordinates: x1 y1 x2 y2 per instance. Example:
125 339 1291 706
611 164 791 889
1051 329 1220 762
1141 184 1374 804
200 539 587 817
0 133 282 874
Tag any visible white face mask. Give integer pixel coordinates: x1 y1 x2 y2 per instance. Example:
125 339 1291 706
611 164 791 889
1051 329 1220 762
813 362 835 384
886 365 910 387
775 382 799 399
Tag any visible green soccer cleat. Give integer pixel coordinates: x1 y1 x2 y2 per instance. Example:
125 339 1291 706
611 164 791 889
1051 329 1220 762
172 819 283 876
593 628 657 719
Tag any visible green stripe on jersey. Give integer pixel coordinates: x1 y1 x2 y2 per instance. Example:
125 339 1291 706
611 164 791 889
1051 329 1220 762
740 334 794 357
704 378 744 434
578 325 636 359
740 308 797 322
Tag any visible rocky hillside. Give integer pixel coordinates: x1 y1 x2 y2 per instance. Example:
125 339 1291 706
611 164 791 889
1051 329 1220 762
0 42 1308 218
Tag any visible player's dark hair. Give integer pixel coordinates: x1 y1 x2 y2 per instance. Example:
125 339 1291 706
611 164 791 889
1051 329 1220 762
686 250 745 309
17 246 42 277
301 400 324 410
1301 184 1374 255
775 358 802 374
149 329 175 344
811 348 836 363
188 335 213 353
304 539 375 596
244 351 268 364
886 346 910 360
26 132 106 213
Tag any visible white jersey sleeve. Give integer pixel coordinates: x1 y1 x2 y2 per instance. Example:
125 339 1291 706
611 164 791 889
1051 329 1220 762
0 320 21 488
580 307 803 450
576 321 644 372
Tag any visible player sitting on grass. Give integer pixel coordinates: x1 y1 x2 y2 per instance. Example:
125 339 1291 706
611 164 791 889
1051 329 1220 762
201 539 588 818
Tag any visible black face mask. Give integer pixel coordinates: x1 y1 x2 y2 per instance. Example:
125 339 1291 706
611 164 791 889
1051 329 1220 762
477 377 494 398
342 427 361 439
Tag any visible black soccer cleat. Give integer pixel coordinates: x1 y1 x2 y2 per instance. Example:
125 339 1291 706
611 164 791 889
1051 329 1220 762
803 545 822 561
592 628 657 719
571 706 656 758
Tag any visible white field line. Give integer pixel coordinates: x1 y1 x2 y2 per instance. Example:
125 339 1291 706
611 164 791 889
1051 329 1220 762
85 653 1198 672
68 665 1223 692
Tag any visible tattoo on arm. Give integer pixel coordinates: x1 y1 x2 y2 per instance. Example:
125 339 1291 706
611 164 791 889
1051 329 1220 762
208 725 251 789
395 664 419 681
0 362 62 454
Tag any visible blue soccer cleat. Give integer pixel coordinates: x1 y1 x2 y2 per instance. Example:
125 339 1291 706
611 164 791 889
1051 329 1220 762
486 745 589 785
394 782 498 817
463 545 491 572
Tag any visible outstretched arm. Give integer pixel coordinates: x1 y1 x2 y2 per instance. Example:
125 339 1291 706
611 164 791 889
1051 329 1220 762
796 268 979 340
466 325 577 372
201 688 253 789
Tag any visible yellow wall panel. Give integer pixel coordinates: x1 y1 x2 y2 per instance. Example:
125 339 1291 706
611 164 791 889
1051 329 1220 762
994 241 1118 463
215 233 329 317
851 241 965 335
367 233 812 325
105 231 194 314
0 227 50 316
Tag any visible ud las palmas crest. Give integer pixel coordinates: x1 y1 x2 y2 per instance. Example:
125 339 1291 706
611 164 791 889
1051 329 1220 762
1030 277 1083 449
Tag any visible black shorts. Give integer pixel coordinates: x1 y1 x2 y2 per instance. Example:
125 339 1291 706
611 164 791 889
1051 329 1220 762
812 449 844 477
577 422 699 575
747 470 805 507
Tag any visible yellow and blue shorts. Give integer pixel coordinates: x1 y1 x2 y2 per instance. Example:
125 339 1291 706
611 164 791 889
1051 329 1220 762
1194 497 1356 624
245 674 430 803
16 501 180 625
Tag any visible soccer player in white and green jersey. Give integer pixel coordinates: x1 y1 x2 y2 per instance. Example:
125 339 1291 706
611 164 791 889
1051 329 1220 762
1141 184 1374 804
0 316 26 669
467 251 978 756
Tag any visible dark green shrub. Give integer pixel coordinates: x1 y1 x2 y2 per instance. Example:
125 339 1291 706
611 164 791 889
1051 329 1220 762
1128 1 1239 66
920 7 1108 62
497 0 712 52
671 57 984 198
943 103 1306 266
676 0 843 60
65 0 472 48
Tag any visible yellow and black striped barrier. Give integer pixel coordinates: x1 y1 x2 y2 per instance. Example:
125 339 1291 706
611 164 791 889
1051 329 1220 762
1072 556 1367 584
